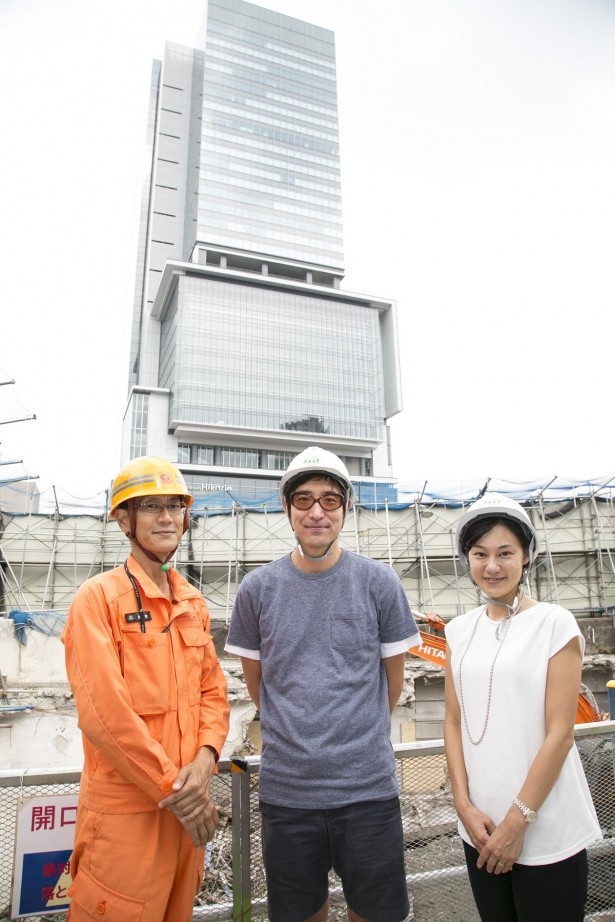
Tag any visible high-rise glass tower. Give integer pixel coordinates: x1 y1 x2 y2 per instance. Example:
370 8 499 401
122 0 402 505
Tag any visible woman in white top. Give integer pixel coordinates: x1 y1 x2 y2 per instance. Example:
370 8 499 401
444 493 601 922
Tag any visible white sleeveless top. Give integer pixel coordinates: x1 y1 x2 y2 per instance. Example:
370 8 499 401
446 602 602 864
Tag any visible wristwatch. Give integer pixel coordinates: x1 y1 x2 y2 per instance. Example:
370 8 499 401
513 798 537 823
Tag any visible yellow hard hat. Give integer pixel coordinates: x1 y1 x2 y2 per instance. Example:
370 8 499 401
109 456 194 517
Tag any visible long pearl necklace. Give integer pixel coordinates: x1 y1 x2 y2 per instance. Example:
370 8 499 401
457 592 524 746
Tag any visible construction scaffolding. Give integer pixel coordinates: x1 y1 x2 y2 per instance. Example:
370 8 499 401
1 488 614 625
1 485 614 739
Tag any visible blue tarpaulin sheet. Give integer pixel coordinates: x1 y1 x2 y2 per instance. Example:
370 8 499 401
8 611 67 645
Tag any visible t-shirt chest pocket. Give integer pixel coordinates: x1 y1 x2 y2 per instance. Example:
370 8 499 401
120 627 173 716
330 611 367 651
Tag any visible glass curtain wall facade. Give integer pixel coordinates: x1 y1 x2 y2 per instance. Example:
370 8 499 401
200 0 343 268
159 276 385 443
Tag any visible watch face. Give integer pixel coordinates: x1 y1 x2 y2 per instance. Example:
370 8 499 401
526 810 537 823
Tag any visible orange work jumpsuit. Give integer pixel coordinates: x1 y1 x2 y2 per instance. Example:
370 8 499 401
61 556 230 922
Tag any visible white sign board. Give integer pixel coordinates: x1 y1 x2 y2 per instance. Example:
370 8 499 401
11 794 77 918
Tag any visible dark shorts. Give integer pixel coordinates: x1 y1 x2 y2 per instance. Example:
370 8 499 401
260 797 410 922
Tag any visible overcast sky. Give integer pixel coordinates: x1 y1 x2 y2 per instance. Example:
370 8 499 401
1 0 614 499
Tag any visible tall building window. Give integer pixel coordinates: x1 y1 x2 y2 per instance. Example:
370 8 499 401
197 446 214 465
130 393 149 459
220 448 259 468
265 451 296 471
177 444 191 464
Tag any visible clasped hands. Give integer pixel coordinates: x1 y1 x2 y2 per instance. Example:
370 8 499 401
462 804 525 876
159 747 219 847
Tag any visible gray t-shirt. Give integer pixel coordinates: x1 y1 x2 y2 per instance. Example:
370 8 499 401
226 550 419 808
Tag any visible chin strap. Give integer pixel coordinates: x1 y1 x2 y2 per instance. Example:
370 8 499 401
295 539 338 563
131 536 175 570
482 577 527 613
484 590 525 641
483 593 520 613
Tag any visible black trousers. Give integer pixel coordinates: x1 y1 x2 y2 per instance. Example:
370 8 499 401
462 840 588 922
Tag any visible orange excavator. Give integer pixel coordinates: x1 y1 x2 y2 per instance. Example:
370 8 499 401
409 612 607 725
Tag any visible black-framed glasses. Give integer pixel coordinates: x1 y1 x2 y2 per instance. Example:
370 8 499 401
289 492 344 511
134 501 187 516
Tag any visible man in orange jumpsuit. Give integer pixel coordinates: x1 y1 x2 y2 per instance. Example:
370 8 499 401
62 456 230 921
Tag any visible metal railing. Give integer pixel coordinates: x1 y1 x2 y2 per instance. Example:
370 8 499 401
1 723 614 921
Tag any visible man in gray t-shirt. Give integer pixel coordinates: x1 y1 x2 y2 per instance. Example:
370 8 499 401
226 447 419 922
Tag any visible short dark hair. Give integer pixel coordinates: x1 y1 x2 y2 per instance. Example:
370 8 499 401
461 515 532 559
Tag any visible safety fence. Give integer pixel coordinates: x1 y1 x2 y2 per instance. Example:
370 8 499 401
1 723 615 921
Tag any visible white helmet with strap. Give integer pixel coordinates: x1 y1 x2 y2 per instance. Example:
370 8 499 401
455 492 538 570
279 446 355 505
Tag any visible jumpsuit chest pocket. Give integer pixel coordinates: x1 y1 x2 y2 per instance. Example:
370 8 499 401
120 628 173 716
175 621 212 706
330 611 367 652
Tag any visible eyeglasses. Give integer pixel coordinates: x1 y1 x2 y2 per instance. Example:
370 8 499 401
134 501 187 516
289 492 344 511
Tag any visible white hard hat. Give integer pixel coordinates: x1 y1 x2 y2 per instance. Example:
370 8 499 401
455 492 538 569
279 446 355 503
